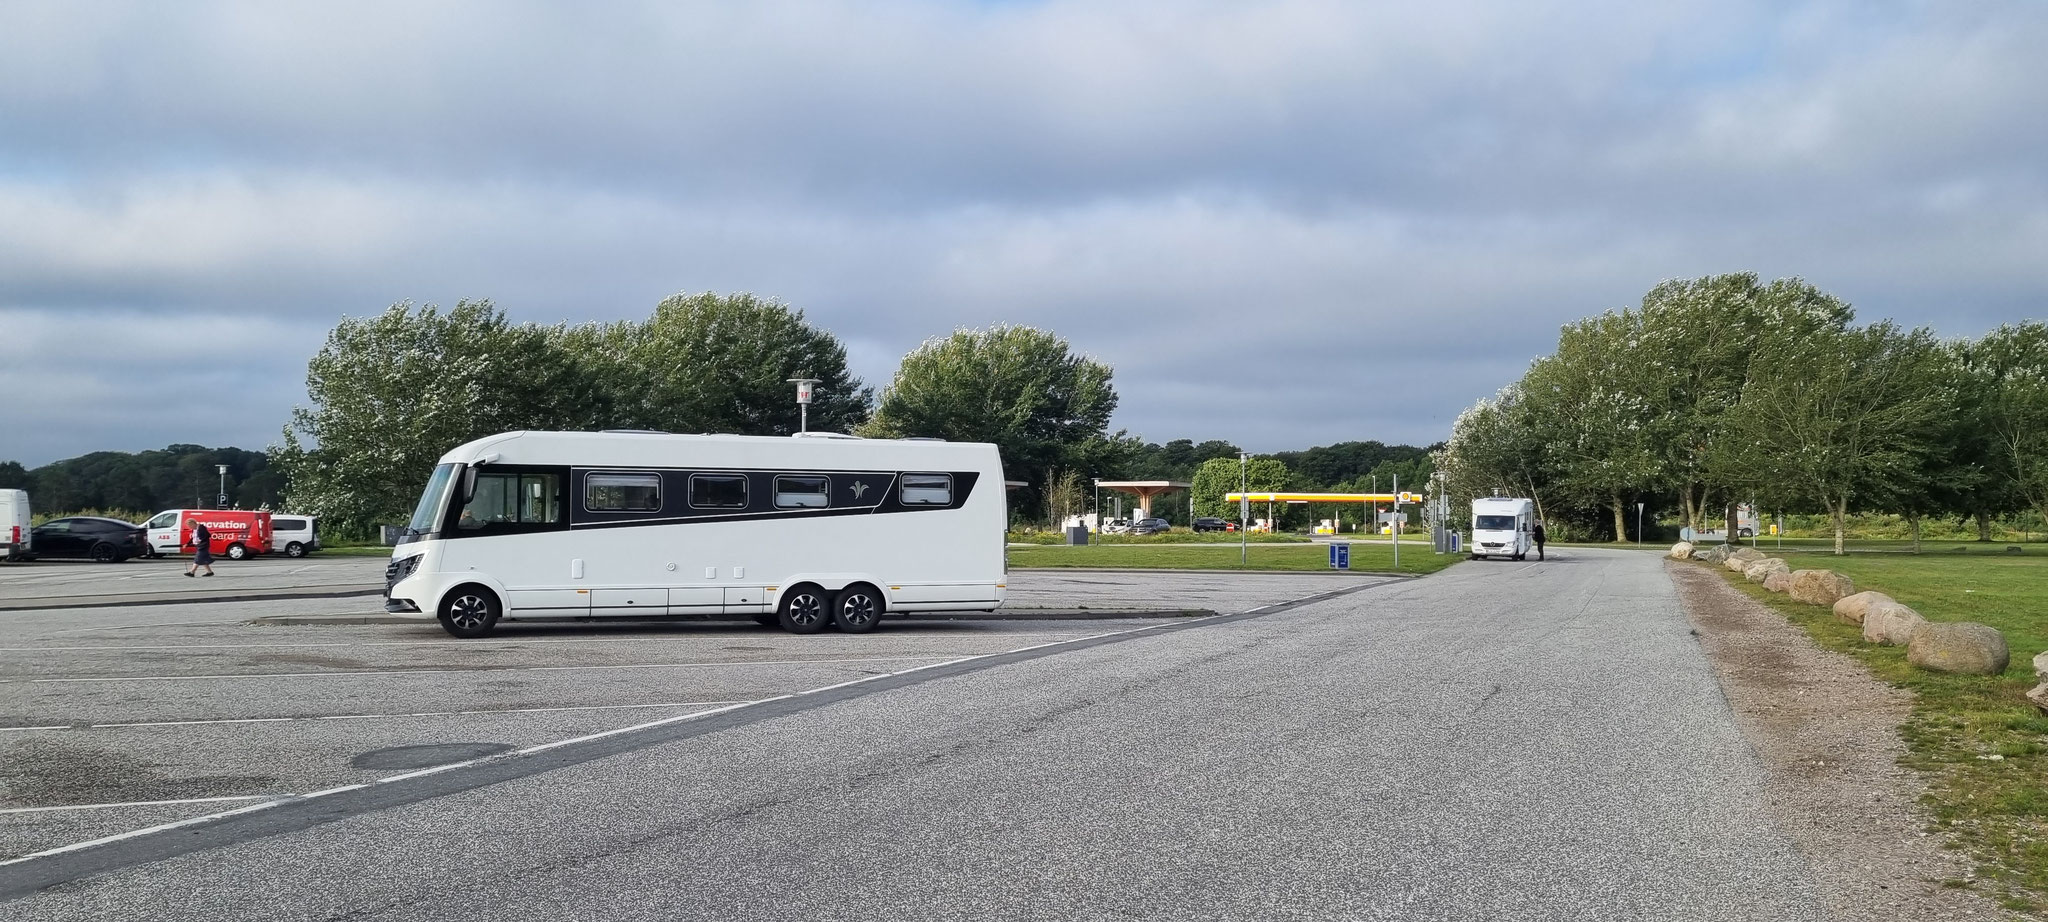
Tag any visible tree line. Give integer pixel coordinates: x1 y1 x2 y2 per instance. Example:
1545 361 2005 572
4 292 1437 533
1439 273 2048 553
0 446 281 519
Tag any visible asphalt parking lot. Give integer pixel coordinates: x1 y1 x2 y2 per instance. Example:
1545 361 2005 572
0 561 1394 864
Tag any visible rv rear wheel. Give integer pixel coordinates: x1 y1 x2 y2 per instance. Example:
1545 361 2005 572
225 542 248 561
832 584 884 634
438 586 501 639
777 584 829 635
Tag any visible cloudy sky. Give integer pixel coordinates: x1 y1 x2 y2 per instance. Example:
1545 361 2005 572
3 1 2044 467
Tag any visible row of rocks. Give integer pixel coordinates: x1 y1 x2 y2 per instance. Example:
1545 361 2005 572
1674 542 2012 677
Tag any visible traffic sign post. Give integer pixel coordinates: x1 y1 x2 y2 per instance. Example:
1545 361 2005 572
1329 542 1350 570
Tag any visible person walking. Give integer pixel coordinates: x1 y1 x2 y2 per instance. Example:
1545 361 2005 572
1532 519 1548 561
185 520 215 577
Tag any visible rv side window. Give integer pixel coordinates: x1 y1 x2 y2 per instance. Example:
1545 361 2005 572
774 475 829 509
901 473 952 506
459 472 564 529
585 472 662 512
689 473 749 509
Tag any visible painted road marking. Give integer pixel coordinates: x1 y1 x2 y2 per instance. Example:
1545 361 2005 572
21 656 943 685
0 796 273 816
0 700 756 732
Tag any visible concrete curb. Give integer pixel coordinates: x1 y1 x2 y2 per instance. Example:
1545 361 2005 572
0 587 381 612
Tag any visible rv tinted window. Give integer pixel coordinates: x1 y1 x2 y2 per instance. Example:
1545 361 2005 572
585 472 661 512
459 473 563 528
774 475 829 508
901 473 952 506
689 474 749 509
1474 515 1517 531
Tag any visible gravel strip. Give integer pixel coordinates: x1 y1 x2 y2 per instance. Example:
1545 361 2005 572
1667 559 2015 921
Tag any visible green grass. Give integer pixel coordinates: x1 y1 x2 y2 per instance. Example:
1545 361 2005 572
1709 552 2048 909
1006 540 1458 575
1005 529 1309 545
314 546 397 557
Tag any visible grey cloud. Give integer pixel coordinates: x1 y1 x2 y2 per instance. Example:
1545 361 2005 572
2 1 2045 465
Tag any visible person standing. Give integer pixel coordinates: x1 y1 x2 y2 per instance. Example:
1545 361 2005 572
185 520 215 577
1532 519 1547 561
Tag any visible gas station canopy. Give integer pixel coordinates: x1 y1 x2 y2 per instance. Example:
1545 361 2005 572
1225 492 1424 504
1094 480 1192 518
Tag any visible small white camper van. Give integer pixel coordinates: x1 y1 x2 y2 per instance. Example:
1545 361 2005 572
1470 497 1535 560
1 490 28 562
383 431 1009 638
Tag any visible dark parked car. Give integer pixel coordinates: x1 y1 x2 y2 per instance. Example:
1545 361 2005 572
26 516 148 562
1192 517 1230 533
1130 517 1172 535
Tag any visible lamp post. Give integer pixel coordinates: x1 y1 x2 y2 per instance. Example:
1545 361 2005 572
787 378 821 433
216 464 229 508
1392 474 1401 570
1636 502 1645 548
1238 451 1249 566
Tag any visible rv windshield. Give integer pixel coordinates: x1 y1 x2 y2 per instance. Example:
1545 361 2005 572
1474 515 1517 531
407 464 460 535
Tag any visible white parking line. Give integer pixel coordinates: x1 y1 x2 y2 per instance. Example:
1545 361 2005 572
0 796 273 816
8 700 755 732
22 656 939 685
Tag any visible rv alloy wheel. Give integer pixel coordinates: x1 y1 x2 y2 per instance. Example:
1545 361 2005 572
778 585 829 635
439 588 500 639
832 585 883 634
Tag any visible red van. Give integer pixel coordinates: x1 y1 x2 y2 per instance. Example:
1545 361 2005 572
142 510 274 560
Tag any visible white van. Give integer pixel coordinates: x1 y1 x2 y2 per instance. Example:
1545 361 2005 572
383 431 1009 638
1470 497 1535 560
1 490 29 562
272 515 320 557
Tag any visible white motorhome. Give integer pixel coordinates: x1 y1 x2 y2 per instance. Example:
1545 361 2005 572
383 431 1009 638
1470 497 1535 560
1 490 28 562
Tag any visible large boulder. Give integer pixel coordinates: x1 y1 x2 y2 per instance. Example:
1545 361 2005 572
1723 549 1763 572
1763 571 1794 593
1862 602 1926 646
1907 622 2010 676
1744 558 1791 584
1669 541 1694 560
1697 544 1733 565
1833 591 1897 625
1788 569 1855 607
2028 652 2048 715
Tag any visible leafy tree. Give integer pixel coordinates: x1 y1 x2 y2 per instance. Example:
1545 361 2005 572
862 325 1118 516
590 292 871 436
0 461 29 491
1721 321 1948 554
1968 322 2048 528
1190 456 1290 521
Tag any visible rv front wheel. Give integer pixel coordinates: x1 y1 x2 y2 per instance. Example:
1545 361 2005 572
225 542 248 561
832 584 883 634
777 584 829 635
439 586 501 639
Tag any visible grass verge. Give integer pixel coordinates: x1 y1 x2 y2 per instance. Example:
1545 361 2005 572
1706 551 2048 910
1007 541 1458 575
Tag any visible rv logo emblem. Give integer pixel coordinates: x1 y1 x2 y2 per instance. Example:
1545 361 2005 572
850 481 870 499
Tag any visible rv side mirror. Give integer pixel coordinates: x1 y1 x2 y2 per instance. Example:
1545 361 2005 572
461 467 477 504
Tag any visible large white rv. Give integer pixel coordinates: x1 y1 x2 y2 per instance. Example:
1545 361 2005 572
383 431 1009 638
1470 497 1535 560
